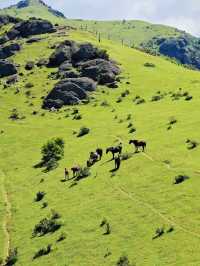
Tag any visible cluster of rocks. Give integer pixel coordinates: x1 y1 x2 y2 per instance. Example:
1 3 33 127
0 59 17 78
0 43 21 59
0 15 21 26
0 17 56 45
43 40 120 109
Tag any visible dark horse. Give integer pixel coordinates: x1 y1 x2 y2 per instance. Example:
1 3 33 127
106 144 122 159
129 139 146 153
96 148 103 160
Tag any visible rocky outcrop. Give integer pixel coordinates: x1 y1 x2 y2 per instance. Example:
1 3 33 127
6 18 56 40
141 35 200 70
0 43 21 59
0 15 21 26
0 60 17 77
43 77 96 108
80 59 120 85
44 40 120 109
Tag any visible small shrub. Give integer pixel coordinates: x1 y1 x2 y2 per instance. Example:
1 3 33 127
32 215 62 237
144 62 155 68
33 244 52 260
129 127 136 134
185 95 193 101
41 202 48 209
25 82 34 89
9 109 20 120
167 226 174 233
174 175 189 184
153 227 165 239
35 191 46 202
73 114 82 120
76 167 91 181
186 139 198 150
5 248 18 266
101 100 110 107
127 114 132 120
135 98 145 105
116 97 122 103
71 108 79 115
116 255 133 266
77 127 90 137
57 232 66 242
127 122 133 128
168 117 177 125
51 209 61 220
100 218 107 227
151 95 163 102
121 90 130 98
104 222 111 235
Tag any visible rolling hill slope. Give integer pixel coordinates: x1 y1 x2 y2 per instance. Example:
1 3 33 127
0 0 65 23
0 17 200 266
2 0 200 71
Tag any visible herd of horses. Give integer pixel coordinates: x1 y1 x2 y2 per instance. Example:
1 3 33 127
64 139 147 180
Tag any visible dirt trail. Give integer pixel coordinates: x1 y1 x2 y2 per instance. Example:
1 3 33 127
0 170 11 265
118 186 200 239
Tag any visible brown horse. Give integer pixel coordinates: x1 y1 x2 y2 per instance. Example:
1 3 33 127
115 156 121 170
96 148 103 160
129 139 146 152
71 166 81 178
106 144 122 159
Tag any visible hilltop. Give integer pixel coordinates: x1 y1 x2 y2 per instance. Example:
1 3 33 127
0 14 200 266
0 0 65 22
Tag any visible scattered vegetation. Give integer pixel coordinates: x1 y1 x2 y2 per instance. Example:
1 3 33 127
174 175 190 184
77 127 90 137
4 248 18 266
35 138 64 171
35 191 46 202
33 244 52 260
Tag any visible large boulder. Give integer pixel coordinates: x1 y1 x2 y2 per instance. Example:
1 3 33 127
0 43 21 59
72 43 109 63
43 77 96 109
0 15 21 26
0 60 17 77
6 18 56 40
48 40 78 67
80 59 120 85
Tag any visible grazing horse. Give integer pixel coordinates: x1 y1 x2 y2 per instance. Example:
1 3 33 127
129 139 146 152
71 166 81 178
106 144 122 159
96 148 103 160
115 156 121 170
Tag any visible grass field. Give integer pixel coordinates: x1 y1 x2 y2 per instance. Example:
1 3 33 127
0 26 200 266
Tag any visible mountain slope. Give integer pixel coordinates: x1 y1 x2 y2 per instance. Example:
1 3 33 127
0 19 200 265
0 0 65 23
1 0 200 70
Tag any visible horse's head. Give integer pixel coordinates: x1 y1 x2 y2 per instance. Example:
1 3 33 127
106 147 112 154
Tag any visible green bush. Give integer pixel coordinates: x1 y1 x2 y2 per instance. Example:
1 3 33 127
35 191 46 202
76 167 91 181
32 214 62 237
40 138 64 171
33 245 52 260
77 127 90 137
5 248 18 266
116 255 134 266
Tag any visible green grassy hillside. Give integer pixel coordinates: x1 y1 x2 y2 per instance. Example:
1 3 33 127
66 19 183 47
0 0 65 24
0 23 200 266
